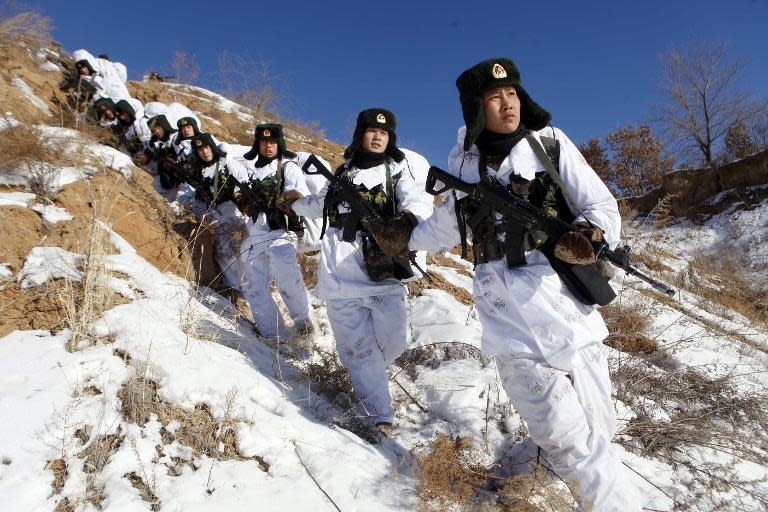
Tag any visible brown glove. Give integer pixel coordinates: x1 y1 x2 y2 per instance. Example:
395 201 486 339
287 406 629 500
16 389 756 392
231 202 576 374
554 222 604 265
132 150 151 166
369 211 418 257
277 190 303 214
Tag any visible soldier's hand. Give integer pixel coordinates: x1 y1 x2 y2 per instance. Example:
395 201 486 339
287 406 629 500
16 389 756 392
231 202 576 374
369 211 418 258
277 190 303 214
132 151 150 166
554 222 603 265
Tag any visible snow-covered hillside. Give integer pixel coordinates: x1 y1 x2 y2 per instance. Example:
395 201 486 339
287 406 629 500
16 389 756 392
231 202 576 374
1 38 768 512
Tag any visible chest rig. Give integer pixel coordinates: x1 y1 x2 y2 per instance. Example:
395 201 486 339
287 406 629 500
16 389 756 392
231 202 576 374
196 159 236 206
325 162 400 239
457 135 573 268
324 162 414 282
246 158 304 233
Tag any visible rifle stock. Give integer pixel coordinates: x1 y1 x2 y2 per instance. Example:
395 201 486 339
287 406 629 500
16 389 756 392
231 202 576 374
426 166 675 297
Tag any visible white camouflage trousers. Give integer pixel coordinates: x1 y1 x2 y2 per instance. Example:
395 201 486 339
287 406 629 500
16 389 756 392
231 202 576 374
326 294 408 425
241 241 309 339
495 344 642 512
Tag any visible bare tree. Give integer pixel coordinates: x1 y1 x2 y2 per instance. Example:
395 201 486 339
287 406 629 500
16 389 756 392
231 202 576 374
216 51 278 118
168 50 200 85
654 43 766 168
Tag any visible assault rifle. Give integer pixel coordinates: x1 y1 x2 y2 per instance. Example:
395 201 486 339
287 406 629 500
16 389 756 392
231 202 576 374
302 154 431 281
162 156 215 205
302 155 385 241
426 166 675 298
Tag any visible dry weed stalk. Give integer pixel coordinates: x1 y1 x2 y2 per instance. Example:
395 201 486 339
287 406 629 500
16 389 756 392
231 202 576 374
59 216 115 351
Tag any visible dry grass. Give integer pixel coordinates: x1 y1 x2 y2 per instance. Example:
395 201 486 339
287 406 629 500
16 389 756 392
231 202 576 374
0 123 60 201
677 248 768 326
0 4 51 62
600 302 658 353
415 434 487 511
118 369 269 470
44 458 67 496
58 217 116 352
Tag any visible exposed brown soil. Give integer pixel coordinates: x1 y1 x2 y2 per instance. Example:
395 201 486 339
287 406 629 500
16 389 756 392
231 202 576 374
407 270 474 306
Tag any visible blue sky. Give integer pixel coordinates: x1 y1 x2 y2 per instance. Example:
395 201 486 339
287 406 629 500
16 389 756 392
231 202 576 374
33 0 768 166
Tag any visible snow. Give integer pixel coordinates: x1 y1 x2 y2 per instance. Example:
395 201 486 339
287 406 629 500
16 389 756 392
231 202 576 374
32 203 73 223
11 75 53 117
0 191 35 207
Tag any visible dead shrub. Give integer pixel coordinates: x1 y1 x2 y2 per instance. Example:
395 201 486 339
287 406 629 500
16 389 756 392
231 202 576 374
395 343 488 381
599 303 657 353
301 348 354 403
414 433 487 511
0 124 57 200
0 3 51 61
496 464 575 512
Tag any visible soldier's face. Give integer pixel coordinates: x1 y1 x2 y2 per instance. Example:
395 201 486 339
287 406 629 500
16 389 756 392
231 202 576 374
118 112 132 124
180 125 195 138
151 126 165 138
482 86 521 134
77 63 90 76
259 139 278 158
361 128 389 153
196 146 214 162
100 107 114 120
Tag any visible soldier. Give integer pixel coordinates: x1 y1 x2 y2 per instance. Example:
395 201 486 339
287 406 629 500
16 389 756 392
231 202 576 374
189 133 247 293
373 58 642 510
232 124 312 342
283 109 433 436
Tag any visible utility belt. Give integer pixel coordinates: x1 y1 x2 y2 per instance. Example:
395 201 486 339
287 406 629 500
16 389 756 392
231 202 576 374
329 213 414 282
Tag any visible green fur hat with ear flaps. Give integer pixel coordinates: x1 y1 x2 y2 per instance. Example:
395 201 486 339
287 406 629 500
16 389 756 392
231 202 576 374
147 115 175 139
176 117 200 139
114 99 136 123
456 58 552 151
75 59 95 75
191 132 220 158
343 108 405 162
242 123 297 160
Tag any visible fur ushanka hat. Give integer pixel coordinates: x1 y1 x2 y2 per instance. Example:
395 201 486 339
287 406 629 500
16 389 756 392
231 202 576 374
191 133 220 158
242 123 296 160
343 108 405 162
456 58 551 150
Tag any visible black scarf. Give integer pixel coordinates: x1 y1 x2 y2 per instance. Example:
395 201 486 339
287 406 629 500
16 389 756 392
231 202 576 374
475 125 528 161
351 148 387 169
255 154 278 168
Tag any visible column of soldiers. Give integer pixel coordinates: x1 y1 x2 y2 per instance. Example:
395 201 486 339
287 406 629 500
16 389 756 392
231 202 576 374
63 49 641 511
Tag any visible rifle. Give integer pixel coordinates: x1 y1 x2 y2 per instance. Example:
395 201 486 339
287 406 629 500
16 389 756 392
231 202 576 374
162 156 215 205
302 154 432 282
426 166 675 298
302 154 385 242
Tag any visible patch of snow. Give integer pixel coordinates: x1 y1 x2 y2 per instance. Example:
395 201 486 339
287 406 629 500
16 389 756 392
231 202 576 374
0 115 19 130
0 263 12 279
17 246 83 288
0 192 35 207
31 203 73 223
11 76 53 117
39 61 61 72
